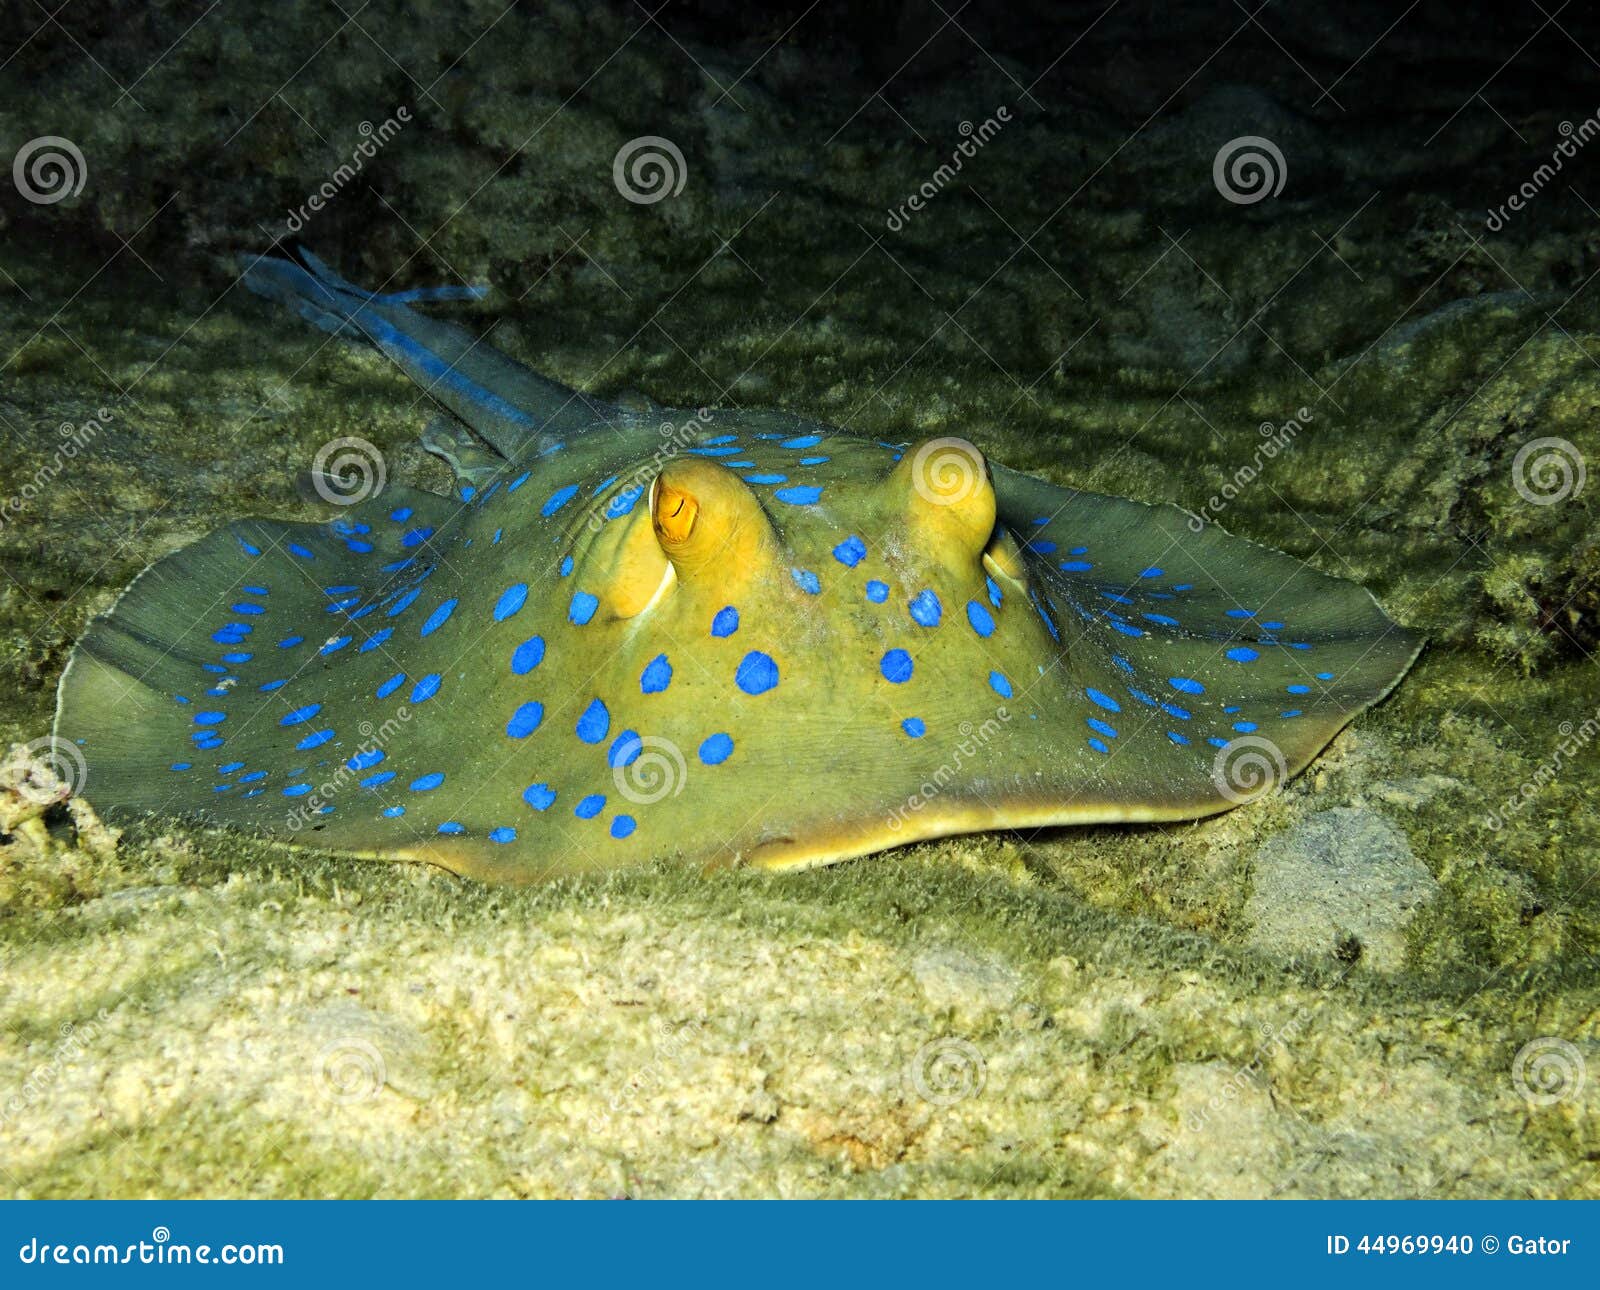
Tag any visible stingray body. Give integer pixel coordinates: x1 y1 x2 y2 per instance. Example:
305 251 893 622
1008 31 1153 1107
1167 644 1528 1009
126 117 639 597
54 254 1423 882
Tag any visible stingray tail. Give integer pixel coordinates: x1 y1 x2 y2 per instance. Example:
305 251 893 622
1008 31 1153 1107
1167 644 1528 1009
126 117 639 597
239 250 613 459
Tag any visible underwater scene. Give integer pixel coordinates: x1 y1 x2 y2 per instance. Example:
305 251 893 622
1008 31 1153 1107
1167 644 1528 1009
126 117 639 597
0 0 1596 1201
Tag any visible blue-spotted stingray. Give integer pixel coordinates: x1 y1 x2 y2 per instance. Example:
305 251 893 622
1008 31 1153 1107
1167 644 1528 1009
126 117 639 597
53 253 1423 883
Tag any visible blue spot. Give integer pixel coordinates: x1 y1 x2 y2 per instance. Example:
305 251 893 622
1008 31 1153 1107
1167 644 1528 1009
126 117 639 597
641 654 672 693
238 771 266 784
283 784 312 797
743 473 787 485
1087 717 1118 738
576 699 610 744
511 636 546 674
287 543 314 560
1317 671 1334 680
1208 737 1230 748
704 434 738 445
387 587 421 617
711 606 739 637
400 528 434 548
880 649 914 684
259 679 287 693
360 772 393 789
606 486 644 518
194 710 227 726
902 717 926 738
523 783 556 811
833 535 867 567
611 816 637 839
792 568 821 595
686 445 740 457
1262 621 1284 631
1111 622 1146 638
410 773 444 792
1085 688 1120 713
506 701 545 739
297 730 334 751
560 555 574 577
1226 608 1255 619
967 602 995 637
800 455 829 465
438 822 466 835
376 673 406 699
774 485 822 505
1104 593 1135 606
699 733 734 765
320 635 352 655
359 628 392 654
1060 560 1093 572
1225 647 1259 663
1161 702 1191 721
507 470 531 492
542 483 579 516
569 591 599 625
170 763 192 772
1143 614 1180 627
736 651 779 695
1281 709 1303 718
990 671 1013 698
909 590 942 627
488 827 517 844
575 794 605 820
987 577 1002 607
382 805 406 818
219 761 245 774
1167 731 1190 746
866 580 889 604
348 749 386 771
608 732 642 768
1139 567 1164 578
494 584 528 621
1027 541 1057 554
1234 721 1258 733
390 506 413 522
278 636 304 649
781 435 821 448
420 598 458 637
1088 738 1110 755
232 602 265 615
1169 677 1205 695
411 673 442 703
279 705 320 727
1287 683 1310 695
237 538 261 556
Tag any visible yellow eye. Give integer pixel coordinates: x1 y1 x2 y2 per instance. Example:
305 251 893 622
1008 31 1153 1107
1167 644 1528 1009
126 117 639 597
652 479 700 547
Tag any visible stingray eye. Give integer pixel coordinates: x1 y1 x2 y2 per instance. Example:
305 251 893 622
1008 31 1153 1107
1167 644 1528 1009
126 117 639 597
651 477 700 547
650 458 778 580
890 436 998 567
